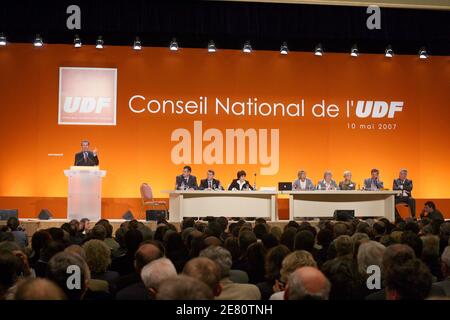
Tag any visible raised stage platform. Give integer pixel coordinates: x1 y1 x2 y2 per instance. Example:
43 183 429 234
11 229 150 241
1 196 449 221
0 219 292 243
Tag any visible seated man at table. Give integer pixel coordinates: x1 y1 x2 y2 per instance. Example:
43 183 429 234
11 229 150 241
74 140 99 166
199 170 223 190
175 166 198 190
364 168 384 190
338 170 356 190
292 170 315 190
228 170 254 191
317 170 338 190
393 169 416 218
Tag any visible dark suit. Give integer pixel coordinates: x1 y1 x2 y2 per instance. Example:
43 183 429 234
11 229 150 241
74 151 99 166
393 178 416 218
115 281 151 300
228 179 253 191
363 178 384 190
421 209 444 221
175 174 198 190
199 178 223 190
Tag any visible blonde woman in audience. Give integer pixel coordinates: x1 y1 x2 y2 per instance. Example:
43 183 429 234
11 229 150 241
269 250 317 300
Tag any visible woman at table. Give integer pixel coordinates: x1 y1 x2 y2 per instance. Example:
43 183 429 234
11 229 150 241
228 170 254 191
338 170 356 190
317 170 338 190
292 170 315 191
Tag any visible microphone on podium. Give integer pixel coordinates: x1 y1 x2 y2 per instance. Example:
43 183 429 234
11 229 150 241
253 173 257 190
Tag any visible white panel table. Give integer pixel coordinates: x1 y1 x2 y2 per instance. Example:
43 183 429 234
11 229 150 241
163 190 278 222
283 190 399 221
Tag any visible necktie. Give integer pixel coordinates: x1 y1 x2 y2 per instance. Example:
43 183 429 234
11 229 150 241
208 180 212 188
83 152 88 163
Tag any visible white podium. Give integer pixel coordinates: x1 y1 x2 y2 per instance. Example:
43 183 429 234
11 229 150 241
64 166 106 221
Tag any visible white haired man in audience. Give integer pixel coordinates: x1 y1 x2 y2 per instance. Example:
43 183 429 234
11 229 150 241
199 246 261 300
357 241 386 275
434 246 450 296
46 251 91 300
141 258 177 299
284 266 331 300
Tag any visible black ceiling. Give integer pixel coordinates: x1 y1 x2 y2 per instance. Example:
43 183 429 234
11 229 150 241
0 0 449 55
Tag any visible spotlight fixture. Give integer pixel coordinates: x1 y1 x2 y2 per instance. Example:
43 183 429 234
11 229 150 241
0 33 6 46
169 38 179 51
385 45 393 58
280 42 289 55
418 47 428 59
243 41 252 53
73 34 82 48
314 43 323 56
96 36 104 49
350 44 359 57
34 34 43 47
133 37 142 50
207 40 216 53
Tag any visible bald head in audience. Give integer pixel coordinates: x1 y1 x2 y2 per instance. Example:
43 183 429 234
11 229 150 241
285 267 331 300
204 236 222 247
14 278 66 300
141 258 177 298
134 243 163 272
183 257 222 297
156 275 214 300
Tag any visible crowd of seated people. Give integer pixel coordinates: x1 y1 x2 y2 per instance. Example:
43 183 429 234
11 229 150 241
0 210 449 300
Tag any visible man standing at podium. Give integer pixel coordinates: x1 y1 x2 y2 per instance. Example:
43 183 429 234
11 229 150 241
74 140 99 166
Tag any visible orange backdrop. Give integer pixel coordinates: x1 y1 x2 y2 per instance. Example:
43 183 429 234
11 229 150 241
0 44 449 219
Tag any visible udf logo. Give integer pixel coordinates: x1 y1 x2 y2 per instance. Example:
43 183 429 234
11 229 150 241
58 67 117 125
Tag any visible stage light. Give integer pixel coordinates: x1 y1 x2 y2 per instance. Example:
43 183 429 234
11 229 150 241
385 45 393 58
73 34 82 48
95 36 104 49
169 38 179 51
280 42 289 55
207 40 216 53
34 34 43 47
243 41 252 53
133 37 142 50
350 44 359 57
314 43 323 56
0 33 6 46
419 47 428 59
